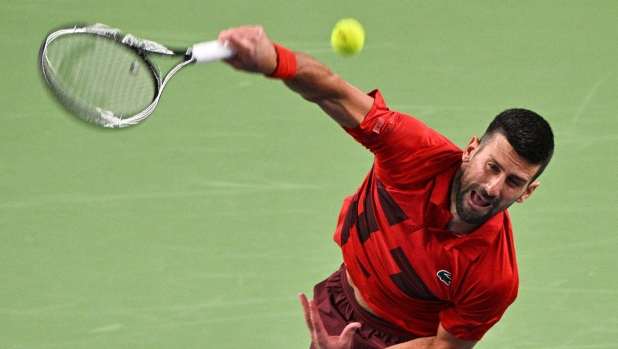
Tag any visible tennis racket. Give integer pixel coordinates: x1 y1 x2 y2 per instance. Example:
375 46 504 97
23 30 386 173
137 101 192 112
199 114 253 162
39 23 235 128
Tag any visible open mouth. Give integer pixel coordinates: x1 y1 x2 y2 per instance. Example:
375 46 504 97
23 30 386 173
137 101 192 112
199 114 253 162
470 190 492 209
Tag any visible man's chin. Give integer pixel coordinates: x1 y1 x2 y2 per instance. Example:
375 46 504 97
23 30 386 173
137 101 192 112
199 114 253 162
457 204 493 225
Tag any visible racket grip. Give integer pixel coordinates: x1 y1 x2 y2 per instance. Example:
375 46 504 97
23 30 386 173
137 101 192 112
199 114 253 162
191 40 235 63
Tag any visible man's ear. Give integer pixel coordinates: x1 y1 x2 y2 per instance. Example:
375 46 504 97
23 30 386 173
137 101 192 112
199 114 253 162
517 182 540 203
462 136 481 164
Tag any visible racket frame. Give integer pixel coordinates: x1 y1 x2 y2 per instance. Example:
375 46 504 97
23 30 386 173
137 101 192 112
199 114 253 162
39 23 224 128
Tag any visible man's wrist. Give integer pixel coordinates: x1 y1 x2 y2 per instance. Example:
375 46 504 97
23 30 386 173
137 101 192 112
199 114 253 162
267 44 297 80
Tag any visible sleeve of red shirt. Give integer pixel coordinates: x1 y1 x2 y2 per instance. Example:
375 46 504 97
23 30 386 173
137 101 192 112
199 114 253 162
343 90 462 190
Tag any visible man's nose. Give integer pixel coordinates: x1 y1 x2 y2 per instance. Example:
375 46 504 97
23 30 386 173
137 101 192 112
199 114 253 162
484 175 503 197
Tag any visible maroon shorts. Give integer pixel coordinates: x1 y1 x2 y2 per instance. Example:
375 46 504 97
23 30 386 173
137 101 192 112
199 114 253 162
311 266 418 349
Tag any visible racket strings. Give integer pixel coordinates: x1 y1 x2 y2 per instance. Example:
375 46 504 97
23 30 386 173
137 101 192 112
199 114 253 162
44 33 157 120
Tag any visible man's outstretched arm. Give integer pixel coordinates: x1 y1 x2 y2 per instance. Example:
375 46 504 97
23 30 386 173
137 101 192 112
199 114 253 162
218 26 374 128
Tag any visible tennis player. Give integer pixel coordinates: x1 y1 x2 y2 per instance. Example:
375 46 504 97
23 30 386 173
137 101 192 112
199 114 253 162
218 26 554 349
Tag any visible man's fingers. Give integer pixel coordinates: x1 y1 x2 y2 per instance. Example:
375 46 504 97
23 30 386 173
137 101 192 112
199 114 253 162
299 294 330 341
216 25 277 75
300 294 362 349
299 293 315 334
338 322 361 348
308 298 329 336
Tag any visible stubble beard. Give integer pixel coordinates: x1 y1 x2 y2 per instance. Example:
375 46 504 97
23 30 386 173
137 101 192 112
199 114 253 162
452 170 500 226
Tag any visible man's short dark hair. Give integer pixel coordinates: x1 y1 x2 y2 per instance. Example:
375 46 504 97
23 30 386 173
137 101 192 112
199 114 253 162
480 108 554 182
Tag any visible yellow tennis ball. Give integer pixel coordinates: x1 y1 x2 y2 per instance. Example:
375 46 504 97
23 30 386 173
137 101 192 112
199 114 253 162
331 18 365 56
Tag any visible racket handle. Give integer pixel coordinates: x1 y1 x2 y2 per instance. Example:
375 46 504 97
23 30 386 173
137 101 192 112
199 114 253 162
191 40 235 63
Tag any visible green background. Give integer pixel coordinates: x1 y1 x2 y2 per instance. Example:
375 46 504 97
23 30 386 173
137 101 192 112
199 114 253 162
2 1 617 348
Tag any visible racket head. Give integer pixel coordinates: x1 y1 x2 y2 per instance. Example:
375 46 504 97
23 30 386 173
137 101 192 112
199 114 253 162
39 24 175 128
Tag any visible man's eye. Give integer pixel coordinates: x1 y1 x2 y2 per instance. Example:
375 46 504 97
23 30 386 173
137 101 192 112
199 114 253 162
507 178 523 187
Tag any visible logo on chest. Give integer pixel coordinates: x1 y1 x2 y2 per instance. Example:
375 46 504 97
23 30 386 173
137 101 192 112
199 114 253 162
437 270 452 286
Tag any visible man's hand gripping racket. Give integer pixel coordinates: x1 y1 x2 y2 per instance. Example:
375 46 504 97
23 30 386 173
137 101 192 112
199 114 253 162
39 23 235 128
217 26 278 75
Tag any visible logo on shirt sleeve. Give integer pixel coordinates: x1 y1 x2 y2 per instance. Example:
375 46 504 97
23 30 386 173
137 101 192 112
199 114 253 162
437 270 452 286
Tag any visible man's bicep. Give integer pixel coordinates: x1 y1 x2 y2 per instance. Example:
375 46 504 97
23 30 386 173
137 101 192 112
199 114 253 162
316 80 374 128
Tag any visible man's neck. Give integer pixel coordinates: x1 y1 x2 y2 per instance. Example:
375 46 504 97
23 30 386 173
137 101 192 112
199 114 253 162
444 216 479 236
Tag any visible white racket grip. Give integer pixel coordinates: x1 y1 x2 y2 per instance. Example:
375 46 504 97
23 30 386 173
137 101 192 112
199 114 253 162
191 40 235 63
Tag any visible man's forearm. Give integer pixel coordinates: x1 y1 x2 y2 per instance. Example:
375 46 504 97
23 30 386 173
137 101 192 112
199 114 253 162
387 324 477 349
283 52 373 128
218 26 373 128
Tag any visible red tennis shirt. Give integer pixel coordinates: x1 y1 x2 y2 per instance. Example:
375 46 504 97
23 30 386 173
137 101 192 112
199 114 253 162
334 90 518 341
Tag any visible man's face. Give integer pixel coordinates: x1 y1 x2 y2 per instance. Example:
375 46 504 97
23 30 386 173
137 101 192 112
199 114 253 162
452 134 541 225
